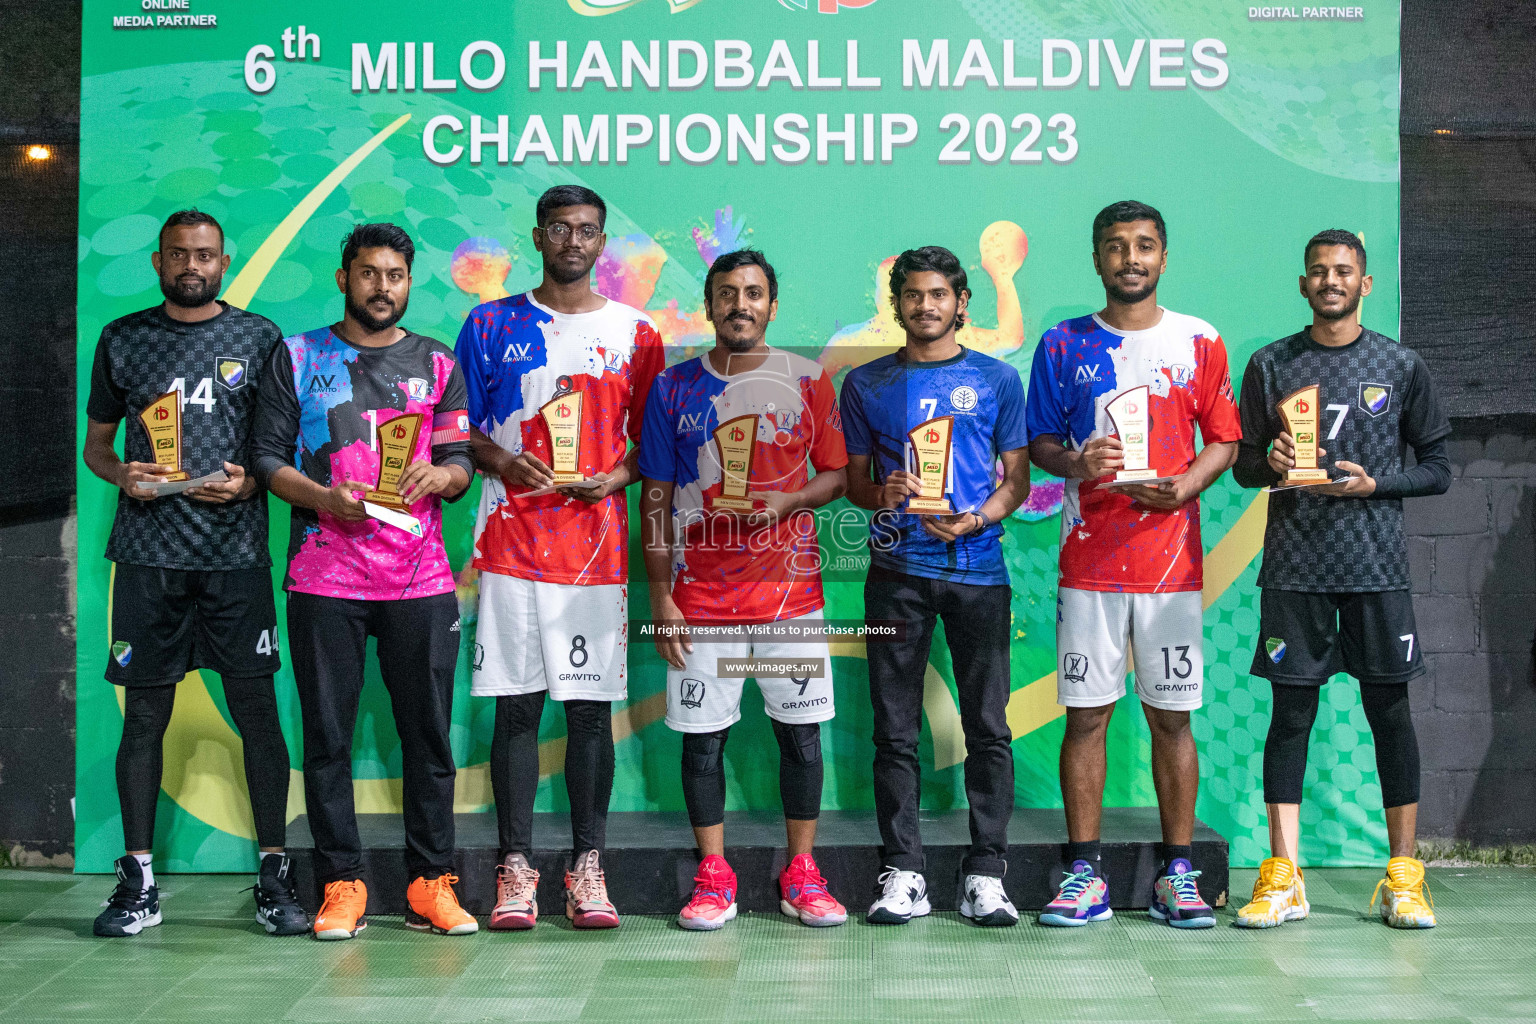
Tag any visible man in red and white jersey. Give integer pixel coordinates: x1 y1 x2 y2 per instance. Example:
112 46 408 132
455 185 663 930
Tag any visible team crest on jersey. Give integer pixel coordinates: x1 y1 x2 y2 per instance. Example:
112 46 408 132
1167 364 1195 387
679 677 706 709
1266 638 1287 663
215 357 248 391
1359 383 1392 417
599 346 626 373
1062 652 1089 684
406 377 432 401
112 640 133 667
950 385 979 412
472 643 484 671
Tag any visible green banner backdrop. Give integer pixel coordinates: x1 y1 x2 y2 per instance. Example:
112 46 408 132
76 0 1403 872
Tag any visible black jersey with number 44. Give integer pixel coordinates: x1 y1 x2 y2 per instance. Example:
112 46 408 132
1238 328 1451 592
87 302 282 571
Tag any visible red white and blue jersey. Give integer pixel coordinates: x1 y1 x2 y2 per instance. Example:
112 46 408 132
1025 309 1241 593
455 293 664 586
639 349 848 625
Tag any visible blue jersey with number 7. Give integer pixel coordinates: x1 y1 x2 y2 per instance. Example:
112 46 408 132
840 347 1028 585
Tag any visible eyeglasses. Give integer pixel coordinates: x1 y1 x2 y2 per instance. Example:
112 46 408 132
540 223 601 243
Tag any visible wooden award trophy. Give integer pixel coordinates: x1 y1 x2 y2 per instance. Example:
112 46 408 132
137 392 190 482
711 414 760 511
363 413 424 509
1276 385 1331 485
905 416 954 514
1102 385 1176 487
539 390 588 485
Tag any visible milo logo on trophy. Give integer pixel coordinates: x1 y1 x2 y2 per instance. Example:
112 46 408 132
1103 385 1176 487
1277 384 1331 485
711 414 759 511
539 378 588 485
906 416 954 514
137 392 190 482
363 413 423 509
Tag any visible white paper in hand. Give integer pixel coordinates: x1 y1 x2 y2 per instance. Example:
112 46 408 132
143 469 230 497
363 501 424 537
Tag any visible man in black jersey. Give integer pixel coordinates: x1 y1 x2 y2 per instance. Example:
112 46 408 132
82 209 308 938
1233 230 1451 930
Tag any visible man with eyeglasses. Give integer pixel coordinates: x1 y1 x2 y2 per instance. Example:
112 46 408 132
456 185 663 929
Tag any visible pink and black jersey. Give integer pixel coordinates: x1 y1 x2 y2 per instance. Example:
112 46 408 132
639 349 848 625
455 293 663 586
250 328 473 601
1025 309 1241 593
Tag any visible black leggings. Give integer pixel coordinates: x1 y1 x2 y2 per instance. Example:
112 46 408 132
491 693 614 859
680 719 824 828
117 676 290 851
1263 682 1420 808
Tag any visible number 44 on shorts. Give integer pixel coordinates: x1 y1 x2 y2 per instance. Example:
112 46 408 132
256 627 280 656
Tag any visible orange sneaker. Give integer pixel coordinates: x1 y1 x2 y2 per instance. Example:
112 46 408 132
313 879 368 941
406 874 479 936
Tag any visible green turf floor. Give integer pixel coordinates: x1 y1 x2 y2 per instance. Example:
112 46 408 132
3 866 1535 1022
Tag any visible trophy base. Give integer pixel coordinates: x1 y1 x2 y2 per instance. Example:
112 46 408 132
1282 468 1331 484
550 472 589 485
711 496 757 511
1102 471 1177 488
906 498 953 515
161 469 190 483
361 491 409 510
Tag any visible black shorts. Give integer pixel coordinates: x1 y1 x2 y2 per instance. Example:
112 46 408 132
1249 588 1423 686
108 564 281 687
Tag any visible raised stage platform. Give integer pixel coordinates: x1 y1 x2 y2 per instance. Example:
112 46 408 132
287 808 1228 915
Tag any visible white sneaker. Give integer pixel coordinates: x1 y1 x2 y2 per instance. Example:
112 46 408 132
959 874 1019 926
866 868 930 924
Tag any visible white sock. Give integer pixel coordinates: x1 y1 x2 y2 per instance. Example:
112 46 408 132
132 853 154 890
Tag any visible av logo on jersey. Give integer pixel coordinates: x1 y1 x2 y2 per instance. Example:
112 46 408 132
1074 364 1103 385
502 342 537 362
215 357 247 391
1359 383 1392 417
678 411 708 435
950 385 978 412
680 677 706 709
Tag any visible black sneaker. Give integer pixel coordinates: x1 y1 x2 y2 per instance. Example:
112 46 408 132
93 855 161 937
253 854 311 935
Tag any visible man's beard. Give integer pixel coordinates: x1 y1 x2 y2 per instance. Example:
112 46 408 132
544 255 593 285
346 292 408 333
718 314 763 352
1105 270 1157 305
903 311 959 340
1311 289 1361 321
160 271 222 308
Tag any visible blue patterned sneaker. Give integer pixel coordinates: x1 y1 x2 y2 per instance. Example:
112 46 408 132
1151 858 1216 929
1039 860 1112 927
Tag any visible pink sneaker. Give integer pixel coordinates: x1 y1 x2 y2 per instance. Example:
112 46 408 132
779 853 847 927
564 850 619 929
488 853 539 931
678 855 738 931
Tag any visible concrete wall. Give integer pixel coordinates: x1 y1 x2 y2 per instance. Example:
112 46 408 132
1411 416 1536 843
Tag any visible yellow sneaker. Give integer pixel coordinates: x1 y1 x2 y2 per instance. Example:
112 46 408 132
1370 856 1436 929
1236 857 1309 929
406 874 479 936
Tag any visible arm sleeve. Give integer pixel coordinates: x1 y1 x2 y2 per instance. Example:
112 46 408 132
839 373 872 457
808 371 849 473
628 320 666 444
1195 334 1243 444
1373 354 1453 499
430 360 476 500
993 364 1029 453
453 313 491 432
250 341 301 490
1233 355 1282 489
1024 337 1069 441
636 377 676 482
85 331 127 424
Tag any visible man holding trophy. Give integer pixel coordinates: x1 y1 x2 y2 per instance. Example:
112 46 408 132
251 223 477 941
1027 201 1240 928
1233 230 1451 929
83 209 305 937
640 249 850 931
841 246 1032 927
455 185 663 930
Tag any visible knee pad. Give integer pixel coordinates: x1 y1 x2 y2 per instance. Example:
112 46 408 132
682 728 729 778
563 699 612 736
495 692 545 735
772 719 823 766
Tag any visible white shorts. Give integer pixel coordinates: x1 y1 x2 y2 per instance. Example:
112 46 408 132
665 609 835 733
470 572 627 701
1056 587 1204 711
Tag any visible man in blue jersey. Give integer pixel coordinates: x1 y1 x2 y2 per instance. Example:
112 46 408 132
842 246 1032 926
